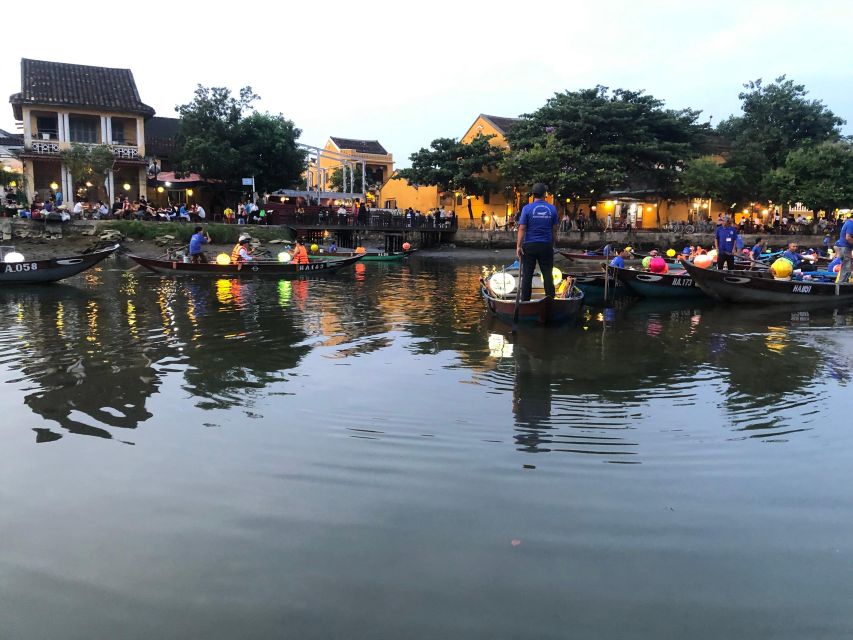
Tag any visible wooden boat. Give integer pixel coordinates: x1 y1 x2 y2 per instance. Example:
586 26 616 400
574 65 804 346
559 250 613 262
127 253 363 276
681 260 853 304
612 265 707 299
480 276 585 326
0 244 119 285
570 270 630 301
316 248 416 262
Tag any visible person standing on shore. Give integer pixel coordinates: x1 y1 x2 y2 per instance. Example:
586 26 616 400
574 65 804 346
835 215 853 283
714 216 739 270
516 183 558 301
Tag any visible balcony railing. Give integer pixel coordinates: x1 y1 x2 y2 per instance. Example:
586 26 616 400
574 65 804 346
26 141 140 159
30 141 60 154
112 145 140 159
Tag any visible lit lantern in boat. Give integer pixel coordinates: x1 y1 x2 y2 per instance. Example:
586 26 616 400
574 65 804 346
642 256 652 270
488 272 516 296
4 251 24 263
355 247 366 254
402 242 411 251
215 253 231 265
693 254 713 269
707 249 718 262
649 256 668 274
310 243 319 253
278 251 292 263
666 248 676 258
552 267 563 285
771 258 793 279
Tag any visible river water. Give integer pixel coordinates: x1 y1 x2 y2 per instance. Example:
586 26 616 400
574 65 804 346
1 254 852 639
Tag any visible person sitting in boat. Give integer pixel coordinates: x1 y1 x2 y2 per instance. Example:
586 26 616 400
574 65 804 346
781 242 817 272
751 238 765 261
188 226 211 264
608 248 631 268
231 235 254 263
292 239 309 265
328 240 337 254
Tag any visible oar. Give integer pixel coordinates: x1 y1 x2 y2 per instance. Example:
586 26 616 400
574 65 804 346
511 259 523 334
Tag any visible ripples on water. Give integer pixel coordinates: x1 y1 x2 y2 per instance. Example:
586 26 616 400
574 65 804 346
2 255 853 638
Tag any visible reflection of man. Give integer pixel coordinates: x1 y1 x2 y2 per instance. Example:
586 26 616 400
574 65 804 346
512 350 552 435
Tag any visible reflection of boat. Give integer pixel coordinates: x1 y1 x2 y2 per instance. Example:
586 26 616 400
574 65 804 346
682 260 853 304
613 265 707 299
127 253 362 277
480 277 584 326
0 244 119 284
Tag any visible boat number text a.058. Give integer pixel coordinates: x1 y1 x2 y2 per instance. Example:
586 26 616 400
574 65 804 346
4 263 38 273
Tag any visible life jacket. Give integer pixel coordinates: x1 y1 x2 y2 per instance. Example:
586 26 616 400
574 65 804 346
294 245 309 264
231 243 246 263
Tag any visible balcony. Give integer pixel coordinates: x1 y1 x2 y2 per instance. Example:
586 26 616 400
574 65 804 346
26 141 140 159
30 140 60 154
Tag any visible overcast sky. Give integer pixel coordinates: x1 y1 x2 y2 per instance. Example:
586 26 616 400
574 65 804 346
2 0 850 167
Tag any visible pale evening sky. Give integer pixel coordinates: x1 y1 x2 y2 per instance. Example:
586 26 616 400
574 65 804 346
2 0 850 167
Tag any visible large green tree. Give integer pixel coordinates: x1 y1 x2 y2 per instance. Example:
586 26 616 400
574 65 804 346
678 157 742 202
175 85 306 192
770 141 853 212
503 86 709 212
716 76 845 203
397 134 506 196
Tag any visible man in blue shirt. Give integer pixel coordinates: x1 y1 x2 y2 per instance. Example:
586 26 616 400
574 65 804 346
835 215 853 283
714 216 739 270
516 183 559 300
781 242 817 272
609 248 631 268
751 238 765 261
188 225 210 263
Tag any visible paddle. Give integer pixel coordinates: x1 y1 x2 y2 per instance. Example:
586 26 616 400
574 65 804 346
511 259 523 334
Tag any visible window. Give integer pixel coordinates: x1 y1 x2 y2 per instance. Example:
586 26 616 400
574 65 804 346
69 116 99 143
36 116 58 139
483 191 490 205
111 120 125 144
456 194 463 205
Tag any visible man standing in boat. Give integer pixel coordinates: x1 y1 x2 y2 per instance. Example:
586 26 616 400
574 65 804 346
835 214 853 284
516 183 559 301
714 215 739 270
188 226 210 264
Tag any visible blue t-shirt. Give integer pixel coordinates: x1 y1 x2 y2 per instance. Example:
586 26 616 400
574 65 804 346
189 232 207 254
715 226 738 254
519 200 558 244
609 255 625 268
835 220 853 248
751 244 763 260
735 235 744 251
781 250 801 267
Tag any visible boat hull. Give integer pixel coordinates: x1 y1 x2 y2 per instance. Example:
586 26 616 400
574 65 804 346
317 249 416 261
0 245 119 284
614 266 707 299
128 253 363 277
480 283 584 326
681 260 853 304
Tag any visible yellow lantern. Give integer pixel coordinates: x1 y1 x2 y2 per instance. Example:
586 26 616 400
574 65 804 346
122 183 131 191
215 253 231 265
49 181 59 190
157 186 165 193
771 258 793 279
278 251 292 263
186 188 194 197
551 267 563 285
310 243 319 253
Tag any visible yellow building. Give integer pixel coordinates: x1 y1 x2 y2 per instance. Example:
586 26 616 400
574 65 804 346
10 58 154 204
380 114 520 228
305 137 393 204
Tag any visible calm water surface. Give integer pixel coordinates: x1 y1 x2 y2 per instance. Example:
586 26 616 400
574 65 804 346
1 254 853 639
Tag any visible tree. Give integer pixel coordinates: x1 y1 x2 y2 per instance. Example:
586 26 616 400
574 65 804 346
503 86 708 214
59 143 115 199
397 134 506 196
175 85 306 192
678 157 740 202
771 141 853 212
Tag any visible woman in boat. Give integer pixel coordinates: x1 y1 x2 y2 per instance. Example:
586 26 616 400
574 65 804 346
292 239 309 265
230 235 254 263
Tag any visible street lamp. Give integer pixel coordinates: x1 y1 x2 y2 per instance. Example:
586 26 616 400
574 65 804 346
122 182 131 191
186 188 194 197
50 181 59 190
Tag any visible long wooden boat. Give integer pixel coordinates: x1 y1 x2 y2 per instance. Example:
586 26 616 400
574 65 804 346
613 265 707 299
681 260 853 304
317 248 416 262
570 271 631 301
0 244 119 284
480 278 584 326
559 250 613 262
128 253 363 276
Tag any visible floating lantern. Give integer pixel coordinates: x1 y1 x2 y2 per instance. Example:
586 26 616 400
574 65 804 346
402 242 411 251
552 267 563 285
771 258 793 279
355 247 366 254
707 249 718 262
4 251 24 263
215 253 230 265
642 256 652 270
310 243 319 253
625 246 633 253
489 272 516 296
666 248 676 258
694 254 713 269
278 251 292 263
649 256 668 274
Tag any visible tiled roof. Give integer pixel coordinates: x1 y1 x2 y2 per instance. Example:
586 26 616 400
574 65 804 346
10 59 155 119
0 129 23 147
480 114 521 135
330 137 388 155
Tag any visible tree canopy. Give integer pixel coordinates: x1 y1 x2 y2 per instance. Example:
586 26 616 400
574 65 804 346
174 85 306 192
397 134 506 196
503 87 709 203
59 143 115 198
771 141 853 212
